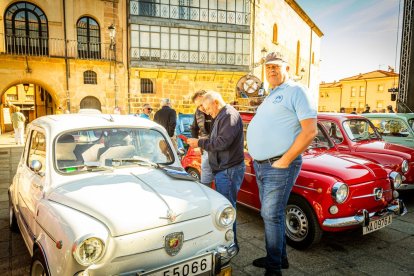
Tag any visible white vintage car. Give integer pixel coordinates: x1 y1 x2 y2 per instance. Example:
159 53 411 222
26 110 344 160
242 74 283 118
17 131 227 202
9 112 237 276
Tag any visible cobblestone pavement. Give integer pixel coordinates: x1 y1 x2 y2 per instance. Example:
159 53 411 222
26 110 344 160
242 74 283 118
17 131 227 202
1 189 413 276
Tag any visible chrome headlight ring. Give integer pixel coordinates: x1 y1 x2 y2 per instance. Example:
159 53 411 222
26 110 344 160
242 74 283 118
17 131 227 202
389 171 402 189
72 235 105 266
401 160 409 174
331 182 349 204
215 205 236 229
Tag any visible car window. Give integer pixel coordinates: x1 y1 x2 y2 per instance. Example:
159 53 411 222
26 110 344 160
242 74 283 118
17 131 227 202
342 119 381 141
309 124 334 149
27 130 47 174
407 118 414 131
55 127 174 174
369 118 412 138
320 121 344 143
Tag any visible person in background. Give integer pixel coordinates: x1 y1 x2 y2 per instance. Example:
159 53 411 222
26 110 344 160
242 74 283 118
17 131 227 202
139 103 153 119
187 91 245 252
11 106 26 145
340 107 346 113
246 52 317 276
154 98 177 150
190 90 214 186
387 105 395 113
350 108 357 114
371 109 378 113
379 108 386 113
362 105 370 114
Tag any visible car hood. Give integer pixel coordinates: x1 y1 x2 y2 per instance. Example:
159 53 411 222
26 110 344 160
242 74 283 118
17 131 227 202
48 167 211 236
302 150 388 184
354 141 413 159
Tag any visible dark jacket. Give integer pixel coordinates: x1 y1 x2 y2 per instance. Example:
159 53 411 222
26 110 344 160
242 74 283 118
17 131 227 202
154 106 177 137
198 104 244 173
191 108 214 138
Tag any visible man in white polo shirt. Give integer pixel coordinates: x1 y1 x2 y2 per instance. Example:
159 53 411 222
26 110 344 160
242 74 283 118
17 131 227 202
246 52 317 276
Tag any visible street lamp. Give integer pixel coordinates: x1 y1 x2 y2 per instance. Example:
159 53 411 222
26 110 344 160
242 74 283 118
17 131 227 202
23 83 30 92
260 47 268 82
108 24 117 109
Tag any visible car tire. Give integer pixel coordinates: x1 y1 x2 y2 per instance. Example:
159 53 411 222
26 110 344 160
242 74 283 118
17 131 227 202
285 194 322 250
187 168 200 180
31 248 50 276
9 194 19 233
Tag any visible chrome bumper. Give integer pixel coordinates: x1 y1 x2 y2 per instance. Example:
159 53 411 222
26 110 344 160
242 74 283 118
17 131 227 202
322 199 407 228
214 243 238 274
398 183 414 190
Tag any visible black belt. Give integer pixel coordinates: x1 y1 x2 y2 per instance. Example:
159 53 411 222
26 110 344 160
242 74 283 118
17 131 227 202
255 155 282 164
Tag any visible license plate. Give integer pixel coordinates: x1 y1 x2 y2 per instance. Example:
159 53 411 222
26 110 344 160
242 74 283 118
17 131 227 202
362 214 392 235
139 253 213 276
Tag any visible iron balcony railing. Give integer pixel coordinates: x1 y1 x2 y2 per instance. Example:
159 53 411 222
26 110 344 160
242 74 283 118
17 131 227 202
130 0 250 26
130 47 250 66
1 34 115 60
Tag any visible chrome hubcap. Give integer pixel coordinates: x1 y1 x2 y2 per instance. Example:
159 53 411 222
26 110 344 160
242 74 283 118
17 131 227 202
285 205 309 242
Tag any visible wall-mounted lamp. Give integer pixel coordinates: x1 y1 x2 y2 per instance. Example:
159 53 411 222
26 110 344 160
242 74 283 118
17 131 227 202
108 24 116 50
260 47 268 82
23 83 30 92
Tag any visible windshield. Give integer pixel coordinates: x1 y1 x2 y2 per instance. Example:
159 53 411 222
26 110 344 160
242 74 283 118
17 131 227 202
342 119 381 141
55 128 174 174
369 118 412 138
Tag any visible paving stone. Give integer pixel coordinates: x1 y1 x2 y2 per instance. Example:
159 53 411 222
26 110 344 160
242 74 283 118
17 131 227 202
0 241 10 259
348 254 412 275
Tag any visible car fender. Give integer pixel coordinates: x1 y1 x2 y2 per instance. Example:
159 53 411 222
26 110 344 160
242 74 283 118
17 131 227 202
35 200 109 275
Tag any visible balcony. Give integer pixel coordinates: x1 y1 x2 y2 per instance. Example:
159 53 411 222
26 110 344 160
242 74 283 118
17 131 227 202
130 0 250 26
0 34 114 61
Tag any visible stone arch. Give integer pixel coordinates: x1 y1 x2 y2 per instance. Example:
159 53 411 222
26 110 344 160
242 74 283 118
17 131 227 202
80 96 101 111
0 78 62 108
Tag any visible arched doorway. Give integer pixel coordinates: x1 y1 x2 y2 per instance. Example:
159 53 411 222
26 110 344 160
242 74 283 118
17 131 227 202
0 83 57 133
80 96 101 111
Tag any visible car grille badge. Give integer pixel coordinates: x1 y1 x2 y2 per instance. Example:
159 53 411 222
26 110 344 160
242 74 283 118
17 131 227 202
374 187 383 201
165 232 184 256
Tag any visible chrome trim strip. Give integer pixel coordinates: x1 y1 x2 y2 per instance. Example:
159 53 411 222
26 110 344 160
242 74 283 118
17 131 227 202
293 184 319 192
244 172 255 177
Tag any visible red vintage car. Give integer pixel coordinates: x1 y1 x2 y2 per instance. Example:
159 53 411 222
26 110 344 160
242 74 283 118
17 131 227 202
318 113 414 190
181 112 407 249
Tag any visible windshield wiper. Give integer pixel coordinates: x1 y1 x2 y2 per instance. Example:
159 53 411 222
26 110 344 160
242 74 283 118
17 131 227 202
111 157 159 168
82 164 114 172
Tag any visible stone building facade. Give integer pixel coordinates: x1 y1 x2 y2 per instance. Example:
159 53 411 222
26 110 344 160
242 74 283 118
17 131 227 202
319 70 399 113
0 0 322 131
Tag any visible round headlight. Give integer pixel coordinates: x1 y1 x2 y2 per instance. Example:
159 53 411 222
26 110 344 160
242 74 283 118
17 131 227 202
216 205 236 229
401 160 409 174
331 182 349 204
73 237 105 266
389 171 402 189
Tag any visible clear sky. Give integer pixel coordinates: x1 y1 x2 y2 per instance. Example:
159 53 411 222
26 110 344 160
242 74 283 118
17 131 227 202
295 0 403 83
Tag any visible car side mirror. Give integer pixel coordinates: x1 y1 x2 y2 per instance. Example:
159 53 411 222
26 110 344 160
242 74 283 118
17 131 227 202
30 160 42 173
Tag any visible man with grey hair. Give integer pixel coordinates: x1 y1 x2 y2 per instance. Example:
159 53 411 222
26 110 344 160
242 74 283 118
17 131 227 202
138 103 153 119
187 91 245 252
154 98 177 149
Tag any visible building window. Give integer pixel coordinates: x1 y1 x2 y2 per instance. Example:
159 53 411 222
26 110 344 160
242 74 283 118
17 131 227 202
141 79 154 94
4 2 49 55
378 84 384 92
359 86 365 97
272 24 278 44
377 101 384 108
350 102 356 108
130 25 250 66
84 70 97 84
130 0 250 25
359 102 365 108
77 17 101 59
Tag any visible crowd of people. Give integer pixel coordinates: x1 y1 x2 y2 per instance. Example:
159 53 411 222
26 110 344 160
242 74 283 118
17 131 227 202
339 104 395 114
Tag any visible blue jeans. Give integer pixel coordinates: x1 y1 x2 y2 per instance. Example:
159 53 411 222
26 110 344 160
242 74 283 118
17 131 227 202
214 161 246 244
253 155 302 271
201 151 214 186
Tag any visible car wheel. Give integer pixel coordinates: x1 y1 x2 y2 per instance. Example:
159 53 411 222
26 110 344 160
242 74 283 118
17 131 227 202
285 194 322 250
187 168 200 180
9 194 19 233
31 248 50 276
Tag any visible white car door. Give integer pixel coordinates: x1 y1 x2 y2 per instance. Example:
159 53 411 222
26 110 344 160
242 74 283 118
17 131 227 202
17 129 46 252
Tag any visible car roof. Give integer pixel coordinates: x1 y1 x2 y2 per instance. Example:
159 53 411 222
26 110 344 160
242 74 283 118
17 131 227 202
362 113 408 119
30 113 162 136
317 112 366 120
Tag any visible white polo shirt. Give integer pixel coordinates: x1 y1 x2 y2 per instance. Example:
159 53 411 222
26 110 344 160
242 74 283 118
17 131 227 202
246 80 317 161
